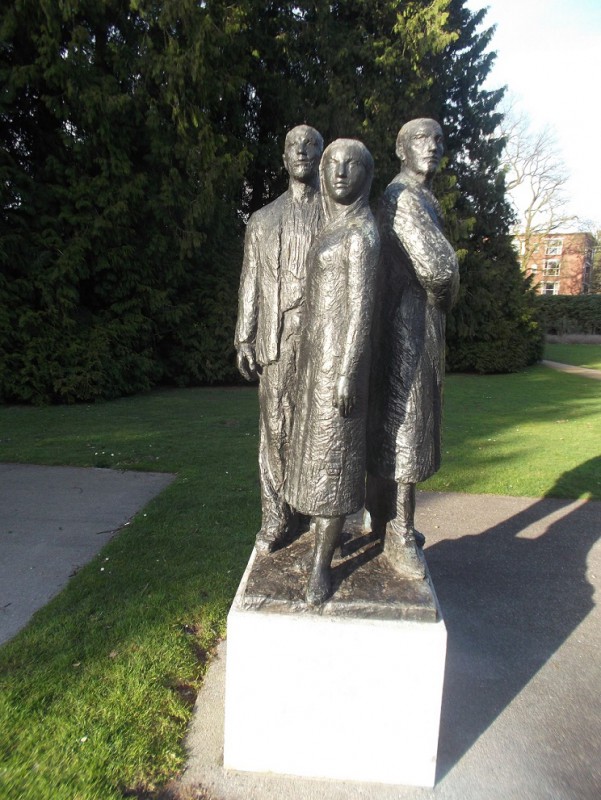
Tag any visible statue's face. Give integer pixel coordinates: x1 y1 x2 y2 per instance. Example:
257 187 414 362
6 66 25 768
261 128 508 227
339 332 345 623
398 120 444 178
283 126 322 183
322 143 366 204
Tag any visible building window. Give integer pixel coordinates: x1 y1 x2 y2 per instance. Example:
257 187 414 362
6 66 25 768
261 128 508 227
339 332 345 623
543 259 561 276
546 238 563 256
541 282 559 296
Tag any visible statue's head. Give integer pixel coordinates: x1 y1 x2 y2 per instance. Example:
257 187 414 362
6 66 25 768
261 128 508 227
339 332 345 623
396 118 444 181
283 125 323 185
321 138 374 207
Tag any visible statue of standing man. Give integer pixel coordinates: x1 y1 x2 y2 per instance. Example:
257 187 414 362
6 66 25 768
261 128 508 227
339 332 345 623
235 125 324 554
367 118 459 578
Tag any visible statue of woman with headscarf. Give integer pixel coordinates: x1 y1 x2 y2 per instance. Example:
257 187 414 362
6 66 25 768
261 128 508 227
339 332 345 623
285 139 380 606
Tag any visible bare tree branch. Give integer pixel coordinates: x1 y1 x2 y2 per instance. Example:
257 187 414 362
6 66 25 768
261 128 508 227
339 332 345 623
498 101 579 270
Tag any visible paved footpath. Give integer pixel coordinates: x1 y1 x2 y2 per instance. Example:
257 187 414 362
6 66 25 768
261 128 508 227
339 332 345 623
0 463 174 644
183 492 601 800
542 360 601 380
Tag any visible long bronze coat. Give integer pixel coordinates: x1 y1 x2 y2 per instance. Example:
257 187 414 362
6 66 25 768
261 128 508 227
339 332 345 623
286 204 379 516
367 174 459 484
234 190 320 366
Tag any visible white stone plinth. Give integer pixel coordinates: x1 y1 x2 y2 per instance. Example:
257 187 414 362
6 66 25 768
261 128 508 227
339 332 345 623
223 551 447 788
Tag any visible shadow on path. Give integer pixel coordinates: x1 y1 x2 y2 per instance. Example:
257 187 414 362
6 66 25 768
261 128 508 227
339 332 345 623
425 457 601 782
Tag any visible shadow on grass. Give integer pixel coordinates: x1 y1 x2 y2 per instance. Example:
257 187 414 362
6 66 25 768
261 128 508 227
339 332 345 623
431 367 601 497
445 366 601 428
428 457 601 782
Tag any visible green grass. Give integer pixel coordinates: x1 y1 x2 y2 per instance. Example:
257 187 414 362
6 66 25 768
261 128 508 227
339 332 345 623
544 342 601 370
1 367 600 799
423 366 601 499
0 388 260 800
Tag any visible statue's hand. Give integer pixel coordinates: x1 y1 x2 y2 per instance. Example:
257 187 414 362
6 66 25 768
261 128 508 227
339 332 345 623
334 375 355 417
237 344 258 381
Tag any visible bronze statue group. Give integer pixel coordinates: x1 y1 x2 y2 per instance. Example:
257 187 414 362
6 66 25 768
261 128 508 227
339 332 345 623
235 121 459 606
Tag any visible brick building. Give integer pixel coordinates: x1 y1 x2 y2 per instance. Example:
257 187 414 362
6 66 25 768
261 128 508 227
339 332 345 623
517 232 595 295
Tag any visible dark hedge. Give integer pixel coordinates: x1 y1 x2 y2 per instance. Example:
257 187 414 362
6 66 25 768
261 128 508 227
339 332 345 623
536 295 601 336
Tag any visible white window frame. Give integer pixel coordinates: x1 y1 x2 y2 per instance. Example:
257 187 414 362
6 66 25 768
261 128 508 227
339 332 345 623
541 282 559 296
545 238 563 256
543 259 561 276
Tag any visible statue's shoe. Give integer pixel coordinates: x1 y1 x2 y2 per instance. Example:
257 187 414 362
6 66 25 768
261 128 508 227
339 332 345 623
384 531 426 580
254 528 287 554
306 568 331 606
365 514 425 549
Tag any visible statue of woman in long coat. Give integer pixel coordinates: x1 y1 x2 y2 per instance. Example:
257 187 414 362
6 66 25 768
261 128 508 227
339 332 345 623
285 139 380 605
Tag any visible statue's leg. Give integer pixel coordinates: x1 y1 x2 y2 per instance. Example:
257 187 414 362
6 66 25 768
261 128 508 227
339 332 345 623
384 482 425 580
306 516 344 606
393 481 425 547
278 309 303 536
255 361 291 553
365 473 395 540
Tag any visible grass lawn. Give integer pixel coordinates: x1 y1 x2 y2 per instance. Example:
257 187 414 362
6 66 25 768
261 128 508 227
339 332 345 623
424 366 601 499
0 388 259 800
544 342 601 370
1 365 600 799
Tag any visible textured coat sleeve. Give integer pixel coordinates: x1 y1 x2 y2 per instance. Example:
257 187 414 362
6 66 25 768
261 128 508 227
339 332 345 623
393 190 459 311
234 215 259 348
339 225 379 381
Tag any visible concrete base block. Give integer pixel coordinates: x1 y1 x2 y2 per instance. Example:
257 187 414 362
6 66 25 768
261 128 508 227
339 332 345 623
224 548 447 788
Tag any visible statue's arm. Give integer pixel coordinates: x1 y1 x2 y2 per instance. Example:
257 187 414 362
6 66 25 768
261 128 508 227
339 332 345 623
335 228 379 417
234 218 259 381
392 190 459 310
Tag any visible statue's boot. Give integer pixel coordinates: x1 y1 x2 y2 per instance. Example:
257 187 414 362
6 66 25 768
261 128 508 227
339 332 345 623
255 528 285 554
306 517 343 606
369 514 425 549
384 526 426 580
389 482 426 558
255 513 300 554
365 478 426 549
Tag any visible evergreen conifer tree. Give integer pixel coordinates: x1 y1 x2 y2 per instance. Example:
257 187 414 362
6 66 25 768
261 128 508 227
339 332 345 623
0 0 249 402
436 2 543 371
1 0 543 403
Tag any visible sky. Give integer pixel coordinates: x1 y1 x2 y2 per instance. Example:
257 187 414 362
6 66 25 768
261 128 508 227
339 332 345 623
465 0 601 228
